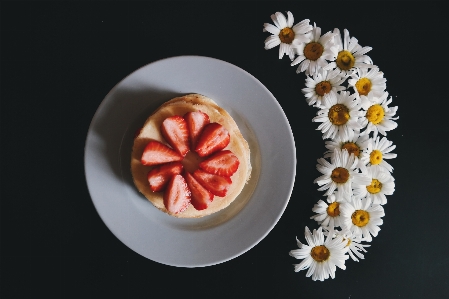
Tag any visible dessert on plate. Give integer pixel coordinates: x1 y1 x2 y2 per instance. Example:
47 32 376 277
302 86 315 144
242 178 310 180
131 93 252 218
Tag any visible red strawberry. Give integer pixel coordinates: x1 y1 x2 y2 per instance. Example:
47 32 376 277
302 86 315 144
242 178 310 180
199 150 240 177
163 174 191 214
183 110 210 149
194 123 230 157
147 161 183 192
161 115 190 157
184 172 214 210
192 169 232 197
141 140 183 166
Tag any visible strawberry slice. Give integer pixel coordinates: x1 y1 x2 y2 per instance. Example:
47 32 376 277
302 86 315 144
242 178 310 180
192 169 232 197
199 150 240 177
194 123 230 157
147 161 183 192
163 174 191 214
184 172 214 210
183 110 210 149
161 115 190 157
141 140 183 166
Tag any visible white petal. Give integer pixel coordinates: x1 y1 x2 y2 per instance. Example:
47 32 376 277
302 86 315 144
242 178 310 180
263 23 280 35
264 35 281 49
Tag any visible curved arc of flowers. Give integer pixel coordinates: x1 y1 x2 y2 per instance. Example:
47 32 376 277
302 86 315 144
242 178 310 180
263 12 398 280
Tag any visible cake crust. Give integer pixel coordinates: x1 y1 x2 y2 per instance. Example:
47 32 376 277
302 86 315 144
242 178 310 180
131 93 251 218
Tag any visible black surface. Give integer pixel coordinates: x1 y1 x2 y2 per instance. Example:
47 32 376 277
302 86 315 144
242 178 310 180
1 1 448 298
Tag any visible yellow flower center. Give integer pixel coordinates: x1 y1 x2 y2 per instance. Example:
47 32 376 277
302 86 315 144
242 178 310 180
279 27 295 44
369 149 383 165
304 42 324 61
315 81 332 96
336 50 355 70
355 77 372 96
342 142 360 158
367 179 382 194
327 202 340 217
331 167 349 184
366 104 385 124
328 104 350 125
310 245 330 262
351 210 370 227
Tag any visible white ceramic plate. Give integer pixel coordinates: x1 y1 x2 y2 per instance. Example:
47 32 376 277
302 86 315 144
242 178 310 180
84 56 296 267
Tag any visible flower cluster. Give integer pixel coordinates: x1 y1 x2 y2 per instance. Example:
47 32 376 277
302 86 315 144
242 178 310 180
263 11 398 281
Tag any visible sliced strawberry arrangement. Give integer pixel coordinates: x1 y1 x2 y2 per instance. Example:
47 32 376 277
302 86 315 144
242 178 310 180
147 161 183 192
192 169 232 197
184 110 210 149
141 140 183 166
140 110 241 213
184 171 214 210
163 174 191 214
161 115 190 157
199 150 239 177
194 123 230 157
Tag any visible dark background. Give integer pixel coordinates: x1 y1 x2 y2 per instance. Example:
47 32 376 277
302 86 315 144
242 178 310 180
1 1 447 298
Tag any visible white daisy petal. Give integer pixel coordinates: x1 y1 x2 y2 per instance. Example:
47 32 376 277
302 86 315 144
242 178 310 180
286 11 294 27
272 12 287 29
263 23 280 35
264 35 281 49
293 256 313 272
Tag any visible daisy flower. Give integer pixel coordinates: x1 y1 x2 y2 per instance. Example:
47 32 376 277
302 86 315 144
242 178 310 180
324 28 375 77
348 67 387 99
310 190 348 229
322 229 371 262
360 136 397 173
290 23 337 75
353 166 395 205
338 231 371 262
312 90 363 141
314 148 371 197
324 130 369 159
359 91 399 139
289 226 349 281
263 12 312 60
340 197 385 242
301 68 346 108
